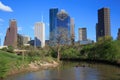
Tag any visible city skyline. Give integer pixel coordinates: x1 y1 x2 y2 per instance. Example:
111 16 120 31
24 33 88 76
0 0 120 45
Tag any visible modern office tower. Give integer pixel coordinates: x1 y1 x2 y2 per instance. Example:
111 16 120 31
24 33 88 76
78 28 87 41
23 35 30 46
117 28 120 40
96 8 111 41
4 19 17 47
49 8 58 41
56 9 71 39
34 22 45 48
70 18 75 41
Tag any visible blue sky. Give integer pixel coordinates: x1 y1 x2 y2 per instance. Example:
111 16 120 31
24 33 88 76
0 0 120 45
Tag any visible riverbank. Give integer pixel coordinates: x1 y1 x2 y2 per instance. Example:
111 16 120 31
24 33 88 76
0 50 59 79
61 58 120 67
7 60 59 77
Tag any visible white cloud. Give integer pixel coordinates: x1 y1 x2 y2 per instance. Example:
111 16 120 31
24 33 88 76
18 27 23 31
0 1 13 12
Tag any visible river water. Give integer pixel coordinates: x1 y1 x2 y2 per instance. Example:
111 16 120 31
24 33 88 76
6 61 120 80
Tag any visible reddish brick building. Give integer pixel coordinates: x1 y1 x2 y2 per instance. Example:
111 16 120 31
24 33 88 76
4 19 17 48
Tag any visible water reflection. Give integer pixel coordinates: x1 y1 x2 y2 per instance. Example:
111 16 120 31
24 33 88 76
6 62 120 80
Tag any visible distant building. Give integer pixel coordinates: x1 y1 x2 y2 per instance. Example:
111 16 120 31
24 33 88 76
56 9 71 41
78 28 87 41
79 40 93 45
23 35 31 46
4 19 17 47
45 40 50 46
17 34 23 47
49 8 73 45
70 18 75 42
96 8 111 41
49 8 58 41
17 34 31 46
117 28 120 40
34 22 45 47
28 40 34 46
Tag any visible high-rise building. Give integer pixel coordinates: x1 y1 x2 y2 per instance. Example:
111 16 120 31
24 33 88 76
117 28 120 40
4 19 17 47
70 18 75 41
17 34 23 47
49 8 73 45
49 8 58 41
78 28 87 41
34 22 45 47
96 8 111 41
23 35 31 46
56 9 71 44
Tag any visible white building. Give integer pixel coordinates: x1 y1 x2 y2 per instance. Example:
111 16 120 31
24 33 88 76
34 22 45 48
23 35 31 46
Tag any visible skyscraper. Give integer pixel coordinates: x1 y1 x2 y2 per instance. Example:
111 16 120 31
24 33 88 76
56 9 71 39
96 8 111 41
70 18 75 41
4 19 17 47
23 35 31 46
34 22 45 47
117 28 120 40
78 28 87 41
49 8 58 41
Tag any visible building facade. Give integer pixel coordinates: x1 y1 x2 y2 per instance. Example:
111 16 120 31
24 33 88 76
4 19 17 47
34 22 45 47
70 18 75 40
56 9 71 44
78 28 87 41
49 8 58 41
23 35 31 46
96 8 111 41
117 28 120 40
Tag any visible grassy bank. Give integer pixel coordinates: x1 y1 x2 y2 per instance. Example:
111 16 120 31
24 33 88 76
0 50 58 79
0 50 23 79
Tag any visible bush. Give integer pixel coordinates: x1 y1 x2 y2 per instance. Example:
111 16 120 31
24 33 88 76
61 47 79 59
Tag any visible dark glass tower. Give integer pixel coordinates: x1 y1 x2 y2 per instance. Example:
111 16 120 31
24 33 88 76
49 8 58 41
96 8 111 41
4 19 17 47
117 28 120 40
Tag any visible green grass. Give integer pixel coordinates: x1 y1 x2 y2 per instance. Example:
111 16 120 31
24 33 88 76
0 50 57 78
0 50 23 78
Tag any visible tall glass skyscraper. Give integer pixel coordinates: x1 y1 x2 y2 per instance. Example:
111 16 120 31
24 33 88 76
56 9 71 41
49 8 72 45
49 8 58 41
